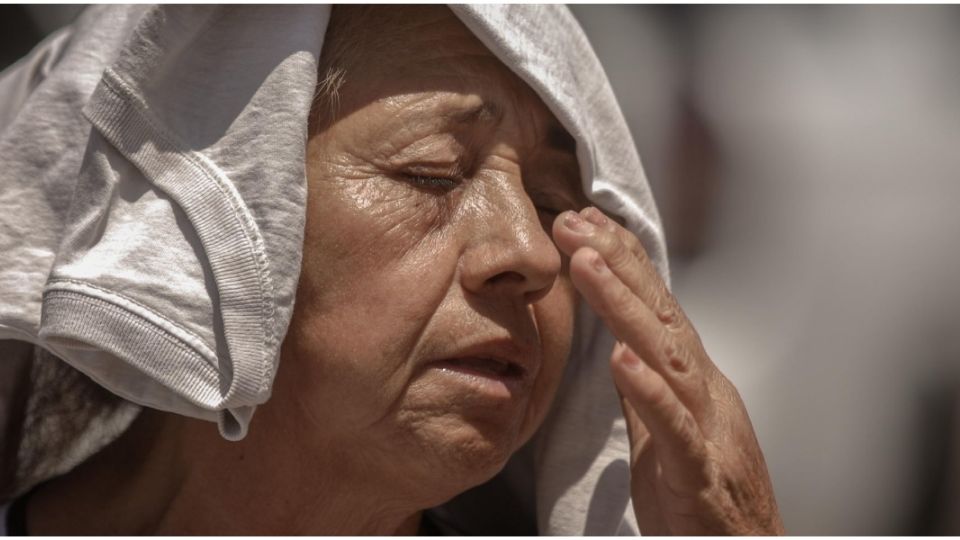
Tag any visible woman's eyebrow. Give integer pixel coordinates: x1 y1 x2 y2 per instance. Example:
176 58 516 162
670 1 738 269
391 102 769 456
443 101 577 161
384 99 501 140
444 100 503 127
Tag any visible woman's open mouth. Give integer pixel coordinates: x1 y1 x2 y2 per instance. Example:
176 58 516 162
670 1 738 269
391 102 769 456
428 356 530 399
441 356 525 378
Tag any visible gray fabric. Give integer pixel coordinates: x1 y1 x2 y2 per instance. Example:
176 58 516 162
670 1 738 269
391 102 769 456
449 7 665 533
0 5 667 534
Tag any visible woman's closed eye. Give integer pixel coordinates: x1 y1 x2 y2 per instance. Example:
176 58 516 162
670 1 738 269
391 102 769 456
401 172 460 192
530 191 577 220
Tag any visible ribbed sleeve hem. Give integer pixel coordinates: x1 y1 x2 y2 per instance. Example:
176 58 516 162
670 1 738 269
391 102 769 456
75 67 278 436
40 289 222 412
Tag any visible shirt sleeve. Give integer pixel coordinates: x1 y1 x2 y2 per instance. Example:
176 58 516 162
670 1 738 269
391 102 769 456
0 24 74 131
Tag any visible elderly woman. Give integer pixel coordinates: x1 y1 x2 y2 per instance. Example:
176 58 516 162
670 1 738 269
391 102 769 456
0 5 782 535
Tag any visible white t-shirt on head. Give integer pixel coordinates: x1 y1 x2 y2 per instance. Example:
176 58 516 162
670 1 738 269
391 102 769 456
0 4 667 534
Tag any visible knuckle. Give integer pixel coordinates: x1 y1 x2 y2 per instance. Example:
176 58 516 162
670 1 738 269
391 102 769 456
687 444 716 486
660 337 692 374
670 351 691 375
655 298 683 329
649 285 683 324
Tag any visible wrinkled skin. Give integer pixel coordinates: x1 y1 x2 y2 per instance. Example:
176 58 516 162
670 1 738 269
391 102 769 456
281 5 586 508
553 208 785 534
26 6 781 536
282 4 785 534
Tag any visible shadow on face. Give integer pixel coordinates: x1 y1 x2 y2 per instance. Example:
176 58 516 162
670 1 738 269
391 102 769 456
279 5 589 505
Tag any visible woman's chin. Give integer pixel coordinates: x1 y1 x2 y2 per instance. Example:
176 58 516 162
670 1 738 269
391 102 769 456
389 408 526 500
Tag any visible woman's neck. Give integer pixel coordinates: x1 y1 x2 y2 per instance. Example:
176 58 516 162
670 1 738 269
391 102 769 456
26 407 423 535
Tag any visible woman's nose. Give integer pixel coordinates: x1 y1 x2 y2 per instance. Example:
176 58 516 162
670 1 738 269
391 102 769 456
459 186 561 304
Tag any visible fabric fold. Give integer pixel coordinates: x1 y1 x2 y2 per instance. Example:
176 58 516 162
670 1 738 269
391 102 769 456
1 4 667 534
34 5 331 439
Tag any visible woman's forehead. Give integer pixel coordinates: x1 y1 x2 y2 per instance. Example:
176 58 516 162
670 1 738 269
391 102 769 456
321 6 586 204
321 6 580 180
325 6 492 74
327 8 520 106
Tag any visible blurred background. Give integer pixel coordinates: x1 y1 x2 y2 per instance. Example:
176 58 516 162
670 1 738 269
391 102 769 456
3 4 959 535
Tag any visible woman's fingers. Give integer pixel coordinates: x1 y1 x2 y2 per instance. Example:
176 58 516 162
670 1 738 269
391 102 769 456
556 210 652 304
552 211 785 534
564 238 712 413
611 343 711 493
567 246 666 361
555 208 685 335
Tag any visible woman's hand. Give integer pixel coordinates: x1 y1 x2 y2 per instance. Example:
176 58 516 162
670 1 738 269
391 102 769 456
553 207 785 535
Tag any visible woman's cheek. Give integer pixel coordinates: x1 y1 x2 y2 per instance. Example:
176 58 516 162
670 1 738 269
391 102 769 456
522 278 576 438
337 179 452 253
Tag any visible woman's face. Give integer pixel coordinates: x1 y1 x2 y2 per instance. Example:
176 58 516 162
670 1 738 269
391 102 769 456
279 6 585 501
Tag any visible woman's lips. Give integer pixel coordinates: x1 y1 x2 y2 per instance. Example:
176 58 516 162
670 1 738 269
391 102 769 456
428 356 531 400
438 356 525 379
421 337 539 400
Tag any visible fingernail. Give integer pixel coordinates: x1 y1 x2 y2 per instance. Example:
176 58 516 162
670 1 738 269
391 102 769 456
618 346 644 371
583 208 609 227
564 212 592 233
591 253 607 273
